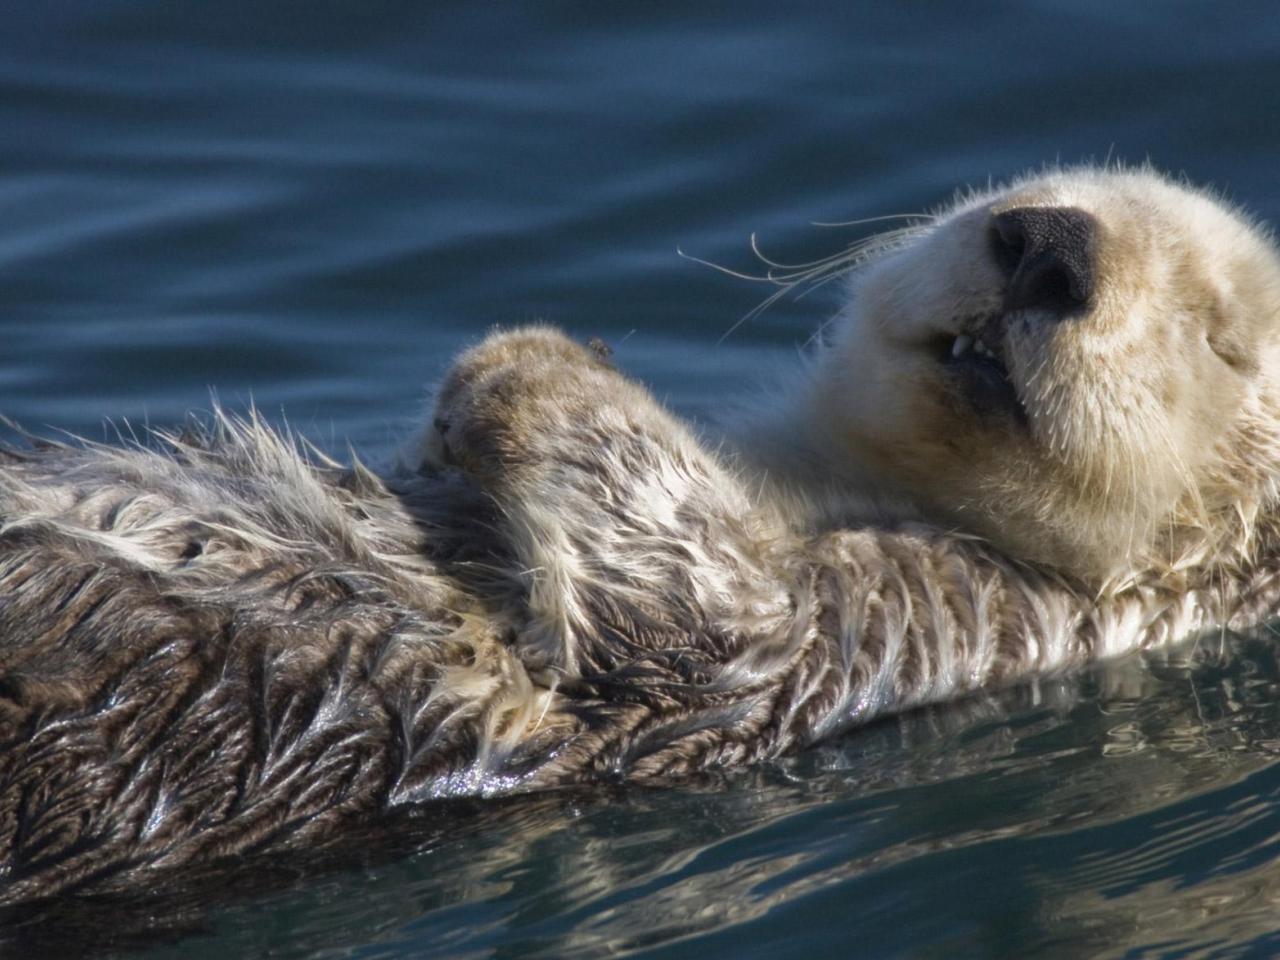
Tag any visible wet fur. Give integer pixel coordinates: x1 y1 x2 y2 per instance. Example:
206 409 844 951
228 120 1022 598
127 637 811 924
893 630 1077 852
5 168 1280 902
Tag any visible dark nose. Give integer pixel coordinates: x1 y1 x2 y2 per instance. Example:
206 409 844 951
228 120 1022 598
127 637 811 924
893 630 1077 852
988 206 1098 314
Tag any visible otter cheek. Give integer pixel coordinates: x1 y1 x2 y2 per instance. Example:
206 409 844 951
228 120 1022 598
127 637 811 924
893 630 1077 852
828 346 929 484
1169 350 1246 474
830 361 904 472
879 374 981 492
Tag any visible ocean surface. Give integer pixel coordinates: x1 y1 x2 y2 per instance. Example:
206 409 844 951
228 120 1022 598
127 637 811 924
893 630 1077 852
6 3 1280 957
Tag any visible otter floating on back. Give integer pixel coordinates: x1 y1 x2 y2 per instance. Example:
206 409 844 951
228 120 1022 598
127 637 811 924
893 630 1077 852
4 166 1280 903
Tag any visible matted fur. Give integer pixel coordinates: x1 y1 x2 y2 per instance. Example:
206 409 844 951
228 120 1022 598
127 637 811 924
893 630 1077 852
4 167 1280 903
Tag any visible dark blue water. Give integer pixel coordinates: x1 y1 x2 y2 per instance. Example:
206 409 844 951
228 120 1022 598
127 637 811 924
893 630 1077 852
7 3 1280 957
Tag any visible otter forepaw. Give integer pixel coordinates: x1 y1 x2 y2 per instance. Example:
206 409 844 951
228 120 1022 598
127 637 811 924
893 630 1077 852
420 326 616 487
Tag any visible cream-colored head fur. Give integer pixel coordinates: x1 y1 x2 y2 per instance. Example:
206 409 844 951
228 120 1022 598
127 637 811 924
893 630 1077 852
790 167 1280 583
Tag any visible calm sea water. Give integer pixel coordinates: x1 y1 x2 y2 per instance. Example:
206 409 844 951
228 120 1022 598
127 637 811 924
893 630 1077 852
6 3 1280 957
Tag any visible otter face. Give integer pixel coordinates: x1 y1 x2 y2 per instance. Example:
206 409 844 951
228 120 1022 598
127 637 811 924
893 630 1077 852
818 168 1280 580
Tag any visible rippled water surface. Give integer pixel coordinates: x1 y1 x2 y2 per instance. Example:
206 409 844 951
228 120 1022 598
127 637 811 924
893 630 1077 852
7 3 1280 957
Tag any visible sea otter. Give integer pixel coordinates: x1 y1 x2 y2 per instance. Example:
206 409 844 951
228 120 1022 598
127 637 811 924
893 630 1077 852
2 166 1279 903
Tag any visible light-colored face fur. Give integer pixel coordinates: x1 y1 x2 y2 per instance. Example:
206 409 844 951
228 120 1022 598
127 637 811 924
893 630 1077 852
814 168 1280 582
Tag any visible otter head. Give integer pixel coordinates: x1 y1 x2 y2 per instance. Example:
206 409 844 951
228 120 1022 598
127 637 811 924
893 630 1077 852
816 168 1280 582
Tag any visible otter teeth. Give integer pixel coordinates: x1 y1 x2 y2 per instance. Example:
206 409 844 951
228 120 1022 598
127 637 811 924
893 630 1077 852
950 334 994 360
